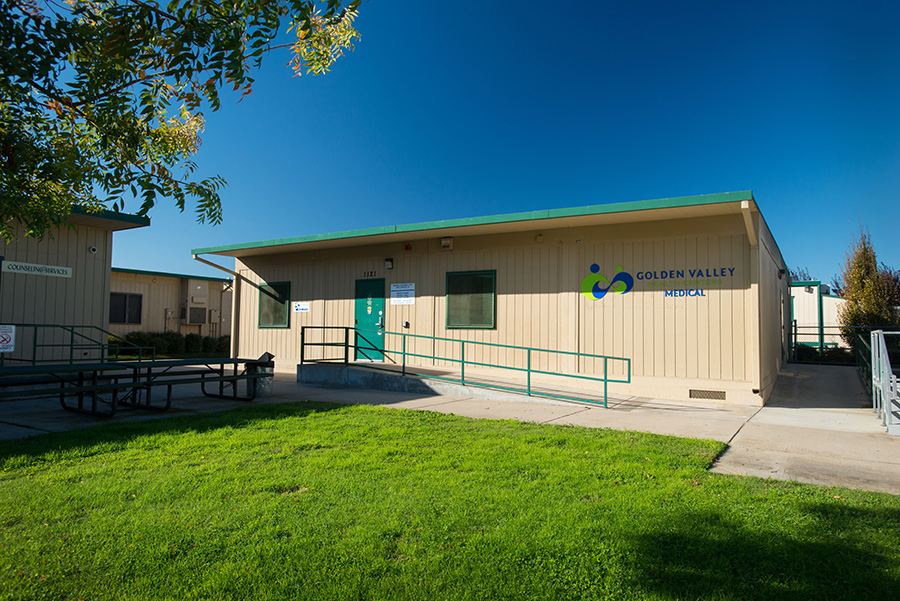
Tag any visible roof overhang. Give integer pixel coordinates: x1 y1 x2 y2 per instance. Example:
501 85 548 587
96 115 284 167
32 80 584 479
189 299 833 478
68 206 150 231
111 267 231 283
193 191 758 259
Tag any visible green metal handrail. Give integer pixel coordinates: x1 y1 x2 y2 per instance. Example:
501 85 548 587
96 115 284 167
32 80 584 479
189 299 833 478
300 326 631 407
0 323 156 367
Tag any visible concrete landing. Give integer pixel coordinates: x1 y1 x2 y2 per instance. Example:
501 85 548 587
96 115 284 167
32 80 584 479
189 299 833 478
709 364 900 493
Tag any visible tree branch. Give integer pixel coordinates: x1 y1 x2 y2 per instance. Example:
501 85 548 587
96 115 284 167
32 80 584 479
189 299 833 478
127 0 178 22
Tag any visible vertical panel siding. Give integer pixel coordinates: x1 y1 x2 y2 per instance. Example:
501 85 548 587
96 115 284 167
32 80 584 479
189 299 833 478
232 216 758 389
107 273 229 338
1 223 113 363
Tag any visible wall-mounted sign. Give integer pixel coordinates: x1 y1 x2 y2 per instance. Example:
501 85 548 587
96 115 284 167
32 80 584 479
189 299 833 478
582 263 738 300
1 261 72 278
390 283 415 305
0 325 15 353
292 301 310 313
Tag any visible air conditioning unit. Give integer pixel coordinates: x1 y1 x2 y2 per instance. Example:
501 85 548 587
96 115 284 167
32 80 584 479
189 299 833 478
181 279 209 325
181 306 208 325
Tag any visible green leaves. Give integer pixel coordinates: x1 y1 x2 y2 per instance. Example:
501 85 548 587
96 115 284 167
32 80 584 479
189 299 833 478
0 0 361 241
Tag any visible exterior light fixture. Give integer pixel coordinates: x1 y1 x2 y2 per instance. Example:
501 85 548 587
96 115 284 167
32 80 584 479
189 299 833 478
385 258 393 270
441 237 453 251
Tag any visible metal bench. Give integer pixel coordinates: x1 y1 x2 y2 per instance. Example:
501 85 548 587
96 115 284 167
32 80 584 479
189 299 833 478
0 358 272 418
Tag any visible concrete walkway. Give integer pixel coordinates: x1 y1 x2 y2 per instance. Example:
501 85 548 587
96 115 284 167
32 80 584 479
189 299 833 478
1 363 898 494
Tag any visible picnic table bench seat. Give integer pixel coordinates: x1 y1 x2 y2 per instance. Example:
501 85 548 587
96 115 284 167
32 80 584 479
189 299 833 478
0 358 272 417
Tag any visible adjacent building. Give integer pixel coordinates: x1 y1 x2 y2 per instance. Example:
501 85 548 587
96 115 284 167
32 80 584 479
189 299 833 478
1 208 149 364
109 268 232 338
790 280 847 352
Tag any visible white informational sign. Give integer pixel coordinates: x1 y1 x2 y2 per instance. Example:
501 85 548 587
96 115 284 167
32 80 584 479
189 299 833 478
390 283 415 305
0 325 15 353
292 301 310 313
1 261 72 278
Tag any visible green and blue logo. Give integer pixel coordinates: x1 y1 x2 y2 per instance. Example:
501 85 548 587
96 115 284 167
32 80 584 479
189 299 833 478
581 264 635 300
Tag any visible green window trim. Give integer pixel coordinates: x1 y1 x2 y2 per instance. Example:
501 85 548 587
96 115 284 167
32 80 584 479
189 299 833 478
446 270 497 330
258 281 291 329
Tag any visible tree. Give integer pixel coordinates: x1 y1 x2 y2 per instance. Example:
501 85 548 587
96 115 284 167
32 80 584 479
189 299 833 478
1 0 361 240
835 228 900 345
788 266 813 282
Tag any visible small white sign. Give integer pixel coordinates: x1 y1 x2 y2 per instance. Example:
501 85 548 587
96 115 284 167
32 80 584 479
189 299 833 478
1 261 72 278
390 283 415 305
0 325 15 353
292 301 310 313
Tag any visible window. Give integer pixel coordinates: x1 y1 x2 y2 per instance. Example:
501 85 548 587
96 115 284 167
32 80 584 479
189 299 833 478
259 282 290 328
446 270 496 329
110 293 142 324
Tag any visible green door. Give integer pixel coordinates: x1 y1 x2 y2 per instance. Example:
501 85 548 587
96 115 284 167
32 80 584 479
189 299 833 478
354 278 385 361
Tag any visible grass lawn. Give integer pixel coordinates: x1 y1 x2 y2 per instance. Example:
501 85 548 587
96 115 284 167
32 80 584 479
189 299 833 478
1 402 899 600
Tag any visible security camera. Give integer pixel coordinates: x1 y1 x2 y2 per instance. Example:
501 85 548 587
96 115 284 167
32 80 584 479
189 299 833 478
88 246 98 254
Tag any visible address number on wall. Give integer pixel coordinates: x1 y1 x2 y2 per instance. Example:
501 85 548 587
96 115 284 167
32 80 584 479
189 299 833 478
362 270 377 278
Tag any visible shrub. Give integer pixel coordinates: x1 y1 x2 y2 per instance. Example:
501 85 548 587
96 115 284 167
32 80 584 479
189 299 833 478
148 333 170 354
202 336 218 354
125 331 152 349
185 333 203 354
217 335 231 355
161 331 186 355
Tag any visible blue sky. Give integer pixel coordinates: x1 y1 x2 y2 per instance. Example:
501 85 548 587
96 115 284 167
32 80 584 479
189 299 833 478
112 0 900 286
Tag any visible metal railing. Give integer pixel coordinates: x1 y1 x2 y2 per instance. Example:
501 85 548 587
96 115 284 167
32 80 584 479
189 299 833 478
301 326 631 407
0 324 155 367
791 324 900 366
870 330 900 436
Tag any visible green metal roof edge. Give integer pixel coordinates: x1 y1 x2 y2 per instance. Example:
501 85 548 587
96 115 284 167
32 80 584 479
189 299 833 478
192 190 754 255
112 267 231 283
790 280 822 286
70 206 151 227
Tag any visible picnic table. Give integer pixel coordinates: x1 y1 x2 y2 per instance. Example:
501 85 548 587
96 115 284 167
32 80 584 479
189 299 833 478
0 358 273 418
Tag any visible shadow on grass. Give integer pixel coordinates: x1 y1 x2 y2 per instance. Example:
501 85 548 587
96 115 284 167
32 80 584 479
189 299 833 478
630 505 900 599
0 401 349 463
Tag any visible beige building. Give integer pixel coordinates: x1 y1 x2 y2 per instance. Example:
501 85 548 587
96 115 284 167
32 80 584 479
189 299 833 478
790 281 847 351
109 268 232 338
1 209 149 364
193 191 790 405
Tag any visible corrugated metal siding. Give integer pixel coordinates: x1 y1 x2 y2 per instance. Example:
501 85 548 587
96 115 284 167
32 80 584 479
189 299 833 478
108 272 229 337
757 219 789 398
232 214 766 396
1 221 112 363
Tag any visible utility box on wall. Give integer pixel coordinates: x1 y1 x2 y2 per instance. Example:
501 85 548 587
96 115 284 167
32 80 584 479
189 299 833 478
181 279 209 325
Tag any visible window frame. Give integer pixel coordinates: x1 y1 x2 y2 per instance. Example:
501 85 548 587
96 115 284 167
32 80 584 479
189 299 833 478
109 292 143 325
445 270 497 330
258 281 291 329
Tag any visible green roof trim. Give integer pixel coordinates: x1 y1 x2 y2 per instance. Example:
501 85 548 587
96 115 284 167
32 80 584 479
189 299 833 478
112 267 231 283
790 280 822 286
71 205 151 227
192 190 754 255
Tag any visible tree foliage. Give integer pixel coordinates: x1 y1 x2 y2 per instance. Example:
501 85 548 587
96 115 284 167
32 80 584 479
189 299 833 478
0 0 361 240
788 266 813 283
836 228 900 344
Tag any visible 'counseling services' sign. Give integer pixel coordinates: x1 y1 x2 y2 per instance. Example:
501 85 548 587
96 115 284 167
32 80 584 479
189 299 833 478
1 261 72 278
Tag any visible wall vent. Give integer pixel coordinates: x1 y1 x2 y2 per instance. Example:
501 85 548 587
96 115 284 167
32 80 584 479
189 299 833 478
689 389 726 401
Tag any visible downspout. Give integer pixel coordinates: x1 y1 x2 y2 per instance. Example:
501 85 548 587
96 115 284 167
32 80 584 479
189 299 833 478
193 254 280 300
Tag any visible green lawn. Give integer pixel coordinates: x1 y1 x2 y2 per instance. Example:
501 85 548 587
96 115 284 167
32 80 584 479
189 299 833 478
1 402 898 600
